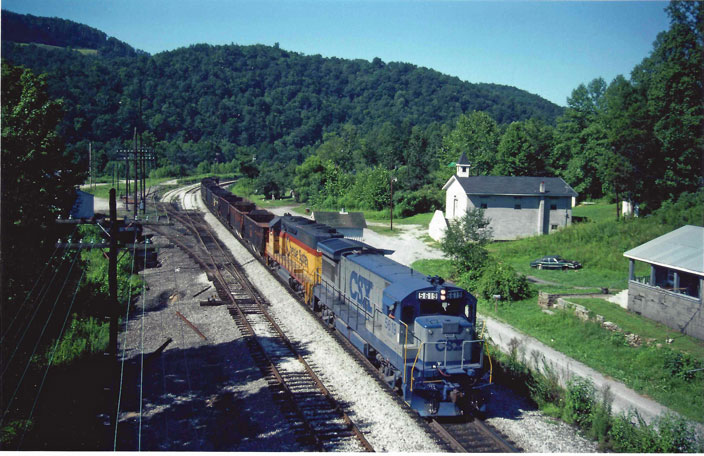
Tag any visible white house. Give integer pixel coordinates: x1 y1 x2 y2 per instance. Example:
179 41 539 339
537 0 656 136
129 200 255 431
430 153 578 241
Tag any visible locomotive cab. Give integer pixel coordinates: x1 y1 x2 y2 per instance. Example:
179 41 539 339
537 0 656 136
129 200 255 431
398 286 490 417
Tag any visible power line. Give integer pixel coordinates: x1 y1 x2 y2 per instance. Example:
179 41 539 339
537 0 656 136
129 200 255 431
113 233 138 450
1 249 80 378
1 226 77 346
16 268 87 450
0 250 81 428
138 240 147 450
0 233 73 344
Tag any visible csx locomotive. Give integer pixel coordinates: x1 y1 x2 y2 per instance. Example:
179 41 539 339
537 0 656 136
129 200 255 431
201 177 492 417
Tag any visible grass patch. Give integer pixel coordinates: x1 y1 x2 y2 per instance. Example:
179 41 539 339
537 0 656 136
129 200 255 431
19 42 98 55
572 200 618 223
411 259 455 281
569 298 704 358
81 177 174 200
486 214 673 290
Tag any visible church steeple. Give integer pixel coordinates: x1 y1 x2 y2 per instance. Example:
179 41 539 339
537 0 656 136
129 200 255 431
456 152 471 178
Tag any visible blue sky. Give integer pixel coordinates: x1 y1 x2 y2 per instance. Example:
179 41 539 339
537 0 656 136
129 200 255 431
3 1 671 106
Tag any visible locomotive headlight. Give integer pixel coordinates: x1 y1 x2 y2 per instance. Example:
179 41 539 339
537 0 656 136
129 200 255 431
440 289 446 301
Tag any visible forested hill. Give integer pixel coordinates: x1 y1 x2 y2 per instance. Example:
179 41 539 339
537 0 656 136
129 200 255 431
1 10 142 58
1 10 562 165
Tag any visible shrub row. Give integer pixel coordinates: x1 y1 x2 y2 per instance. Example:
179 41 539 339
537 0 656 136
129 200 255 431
490 340 703 452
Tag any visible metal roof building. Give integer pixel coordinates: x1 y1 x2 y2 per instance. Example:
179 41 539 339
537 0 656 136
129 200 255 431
624 225 704 276
313 211 367 240
624 225 704 340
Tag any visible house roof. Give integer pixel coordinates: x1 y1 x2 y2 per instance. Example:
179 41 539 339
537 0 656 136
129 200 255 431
624 225 704 276
443 175 578 197
313 211 367 229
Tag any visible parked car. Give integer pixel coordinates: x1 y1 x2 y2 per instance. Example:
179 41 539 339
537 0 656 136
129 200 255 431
530 255 582 270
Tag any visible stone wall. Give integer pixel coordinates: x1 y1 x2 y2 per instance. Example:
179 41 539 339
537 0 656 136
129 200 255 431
538 292 655 347
628 281 704 341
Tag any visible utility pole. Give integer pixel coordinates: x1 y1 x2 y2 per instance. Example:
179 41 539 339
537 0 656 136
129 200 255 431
390 177 397 230
89 142 92 190
133 127 138 220
108 189 118 355
125 151 130 211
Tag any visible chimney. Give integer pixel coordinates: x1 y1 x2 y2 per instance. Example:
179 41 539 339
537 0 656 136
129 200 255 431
540 181 545 193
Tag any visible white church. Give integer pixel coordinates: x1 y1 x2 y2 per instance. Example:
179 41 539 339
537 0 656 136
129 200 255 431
429 153 578 241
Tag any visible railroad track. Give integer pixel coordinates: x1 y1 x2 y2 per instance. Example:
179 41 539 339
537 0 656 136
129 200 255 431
158 183 519 453
150 189 373 452
429 418 519 453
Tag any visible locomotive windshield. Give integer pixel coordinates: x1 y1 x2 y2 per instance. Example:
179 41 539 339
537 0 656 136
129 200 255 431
419 299 466 317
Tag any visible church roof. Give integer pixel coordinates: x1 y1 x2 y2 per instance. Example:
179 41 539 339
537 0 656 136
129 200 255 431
448 175 578 197
456 152 470 165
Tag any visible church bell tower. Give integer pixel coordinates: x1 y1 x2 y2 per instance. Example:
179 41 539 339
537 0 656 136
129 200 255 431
456 152 471 178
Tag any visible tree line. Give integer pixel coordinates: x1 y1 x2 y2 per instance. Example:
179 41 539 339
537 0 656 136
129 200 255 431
2 9 562 186
280 1 701 215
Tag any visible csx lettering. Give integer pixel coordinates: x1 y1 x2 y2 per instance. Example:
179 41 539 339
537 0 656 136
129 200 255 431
437 340 462 352
349 271 373 313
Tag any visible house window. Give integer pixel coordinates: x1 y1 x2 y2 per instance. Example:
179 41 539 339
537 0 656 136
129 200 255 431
461 166 468 173
549 197 558 210
551 224 558 231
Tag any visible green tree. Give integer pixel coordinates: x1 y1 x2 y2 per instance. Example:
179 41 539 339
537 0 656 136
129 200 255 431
553 79 610 199
1 62 83 320
494 119 554 176
442 111 501 176
632 1 703 207
256 161 287 199
440 208 493 278
350 166 391 210
292 154 325 202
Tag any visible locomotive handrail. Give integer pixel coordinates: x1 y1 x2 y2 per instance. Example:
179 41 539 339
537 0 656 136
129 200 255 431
411 338 483 392
398 319 409 385
410 342 425 392
486 341 493 384
476 319 493 383
460 340 485 369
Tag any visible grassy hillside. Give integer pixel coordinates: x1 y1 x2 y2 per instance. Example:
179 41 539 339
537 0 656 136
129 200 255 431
412 195 704 421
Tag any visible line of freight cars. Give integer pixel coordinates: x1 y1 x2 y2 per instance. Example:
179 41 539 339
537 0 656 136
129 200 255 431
200 177 493 417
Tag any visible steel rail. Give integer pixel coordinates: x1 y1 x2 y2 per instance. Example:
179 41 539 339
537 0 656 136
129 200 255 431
156 193 373 452
169 194 374 451
197 182 524 454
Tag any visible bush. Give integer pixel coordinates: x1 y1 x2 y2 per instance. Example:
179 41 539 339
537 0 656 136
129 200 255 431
663 349 702 382
563 376 596 427
589 387 614 447
395 187 443 217
476 262 533 301
528 356 563 409
609 411 704 453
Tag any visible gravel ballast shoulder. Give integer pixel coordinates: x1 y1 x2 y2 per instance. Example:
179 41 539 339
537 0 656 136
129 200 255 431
191 190 445 452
